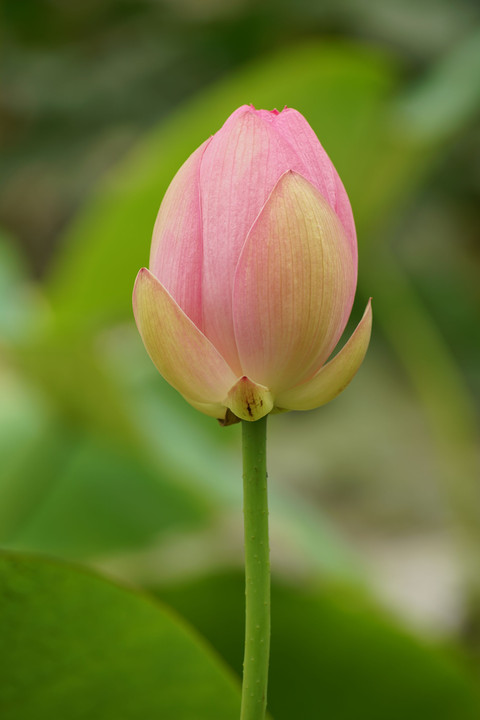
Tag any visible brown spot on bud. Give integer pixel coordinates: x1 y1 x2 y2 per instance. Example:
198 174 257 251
225 376 274 422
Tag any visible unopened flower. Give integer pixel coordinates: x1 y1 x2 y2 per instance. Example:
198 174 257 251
133 105 372 423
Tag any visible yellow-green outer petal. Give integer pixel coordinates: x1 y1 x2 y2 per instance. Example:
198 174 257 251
226 376 274 422
133 268 237 406
276 300 372 410
182 396 227 420
233 171 356 394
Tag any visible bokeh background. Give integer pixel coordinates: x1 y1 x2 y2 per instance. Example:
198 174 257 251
1 1 480 718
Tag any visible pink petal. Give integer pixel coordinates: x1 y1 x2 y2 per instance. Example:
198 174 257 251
199 107 318 374
271 107 357 265
233 171 356 394
133 268 237 407
149 138 211 331
275 300 372 411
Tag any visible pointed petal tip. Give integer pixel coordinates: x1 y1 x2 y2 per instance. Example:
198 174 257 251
276 299 372 412
132 267 150 316
134 266 148 283
225 376 274 422
132 266 151 301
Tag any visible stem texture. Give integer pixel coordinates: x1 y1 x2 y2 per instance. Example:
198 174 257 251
240 416 270 720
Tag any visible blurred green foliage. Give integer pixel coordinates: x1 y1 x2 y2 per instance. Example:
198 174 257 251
1 1 480 717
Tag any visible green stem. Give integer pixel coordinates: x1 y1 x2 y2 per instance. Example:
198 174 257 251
240 416 270 720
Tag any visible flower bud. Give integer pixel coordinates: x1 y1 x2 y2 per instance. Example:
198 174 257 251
133 105 372 422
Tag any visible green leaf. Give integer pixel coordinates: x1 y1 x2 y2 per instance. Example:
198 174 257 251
0 428 211 558
0 552 240 720
158 571 480 720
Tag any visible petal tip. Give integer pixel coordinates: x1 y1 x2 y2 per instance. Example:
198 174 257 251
276 299 372 412
225 376 274 422
132 267 155 316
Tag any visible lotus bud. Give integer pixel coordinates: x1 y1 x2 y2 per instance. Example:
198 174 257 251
133 105 372 423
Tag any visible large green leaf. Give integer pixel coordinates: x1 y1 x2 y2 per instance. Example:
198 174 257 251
0 552 240 720
158 571 480 720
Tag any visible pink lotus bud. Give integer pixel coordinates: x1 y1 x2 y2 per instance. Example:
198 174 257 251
133 105 372 423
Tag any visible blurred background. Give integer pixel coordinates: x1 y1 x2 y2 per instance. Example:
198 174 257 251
1 0 480 717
